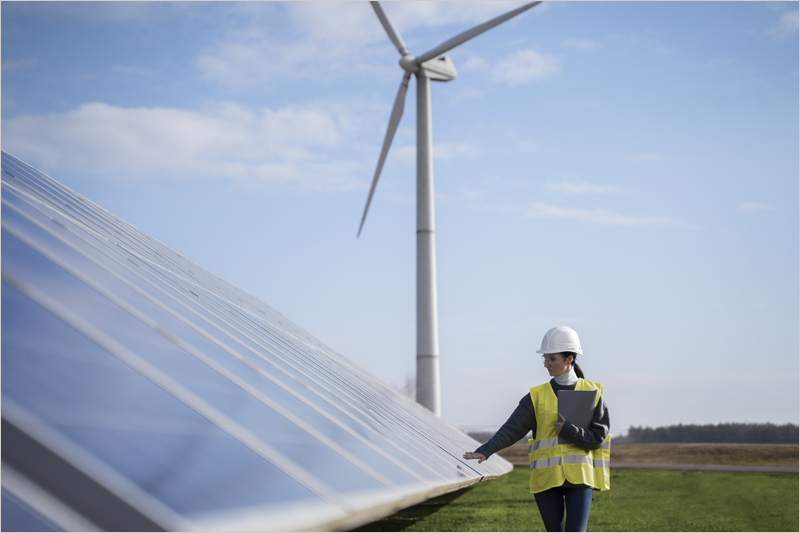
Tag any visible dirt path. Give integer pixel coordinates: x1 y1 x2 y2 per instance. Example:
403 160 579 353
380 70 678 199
610 443 799 467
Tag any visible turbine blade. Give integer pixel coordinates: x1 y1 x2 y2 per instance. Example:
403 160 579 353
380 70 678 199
416 1 541 64
371 1 410 56
358 73 412 237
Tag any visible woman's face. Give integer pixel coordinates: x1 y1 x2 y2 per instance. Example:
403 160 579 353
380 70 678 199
542 352 573 377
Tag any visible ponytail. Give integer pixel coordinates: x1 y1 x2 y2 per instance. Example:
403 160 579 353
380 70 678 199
563 351 585 379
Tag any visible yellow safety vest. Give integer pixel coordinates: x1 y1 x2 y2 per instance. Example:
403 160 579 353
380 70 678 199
527 378 611 493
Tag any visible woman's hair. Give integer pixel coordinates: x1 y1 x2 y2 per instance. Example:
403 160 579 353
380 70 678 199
562 352 584 379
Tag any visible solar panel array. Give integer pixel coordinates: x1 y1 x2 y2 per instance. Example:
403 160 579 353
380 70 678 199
1 151 512 532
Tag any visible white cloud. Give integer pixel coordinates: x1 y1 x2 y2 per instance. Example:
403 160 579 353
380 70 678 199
562 39 601 50
780 9 799 31
737 203 775 213
2 58 38 73
381 1 537 33
492 49 560 86
461 49 560 86
525 203 672 226
195 3 394 88
547 182 619 195
767 9 799 38
2 101 370 192
196 39 332 88
286 2 386 45
196 2 542 89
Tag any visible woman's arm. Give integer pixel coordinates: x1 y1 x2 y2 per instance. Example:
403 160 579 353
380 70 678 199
559 395 610 450
465 395 536 461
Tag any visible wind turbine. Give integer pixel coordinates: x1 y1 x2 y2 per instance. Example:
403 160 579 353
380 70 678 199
358 1 542 416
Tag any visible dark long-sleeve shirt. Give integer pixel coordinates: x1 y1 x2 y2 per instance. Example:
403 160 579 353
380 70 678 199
475 378 610 460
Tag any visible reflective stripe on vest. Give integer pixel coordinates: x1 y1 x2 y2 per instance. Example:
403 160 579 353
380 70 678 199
528 437 559 453
530 456 562 470
529 436 611 458
527 378 611 494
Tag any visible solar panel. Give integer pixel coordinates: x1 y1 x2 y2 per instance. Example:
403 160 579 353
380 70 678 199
1 150 512 532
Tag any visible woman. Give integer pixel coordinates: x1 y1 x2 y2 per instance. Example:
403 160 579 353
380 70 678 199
463 326 610 532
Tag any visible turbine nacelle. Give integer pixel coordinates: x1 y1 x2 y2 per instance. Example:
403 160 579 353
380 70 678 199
420 56 457 82
399 54 458 82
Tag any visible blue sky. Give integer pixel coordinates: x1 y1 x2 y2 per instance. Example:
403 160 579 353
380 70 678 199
3 1 798 436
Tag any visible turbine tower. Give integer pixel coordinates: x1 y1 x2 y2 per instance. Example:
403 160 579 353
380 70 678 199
358 1 541 416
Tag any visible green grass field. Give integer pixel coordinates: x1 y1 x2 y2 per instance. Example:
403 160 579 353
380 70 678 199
354 467 799 532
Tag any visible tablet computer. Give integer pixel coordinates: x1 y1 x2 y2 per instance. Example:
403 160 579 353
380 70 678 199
557 390 597 445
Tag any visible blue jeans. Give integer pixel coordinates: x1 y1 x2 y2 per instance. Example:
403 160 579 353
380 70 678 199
534 485 593 532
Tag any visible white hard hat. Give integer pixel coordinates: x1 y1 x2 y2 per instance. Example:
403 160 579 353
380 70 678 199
536 326 583 355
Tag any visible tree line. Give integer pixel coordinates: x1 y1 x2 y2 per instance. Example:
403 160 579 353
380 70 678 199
625 422 799 444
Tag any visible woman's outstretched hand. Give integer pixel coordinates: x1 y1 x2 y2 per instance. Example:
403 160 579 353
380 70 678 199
463 452 487 463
